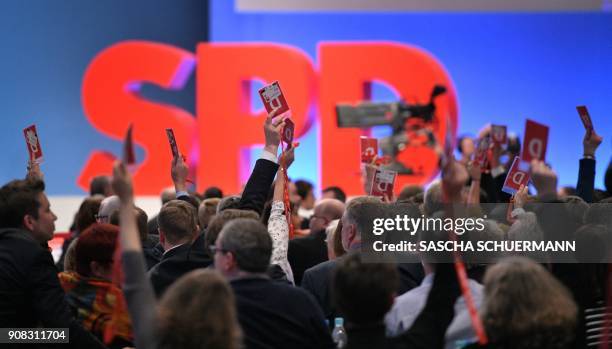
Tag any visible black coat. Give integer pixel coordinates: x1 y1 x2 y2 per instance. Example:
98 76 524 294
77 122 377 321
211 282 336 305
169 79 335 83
288 228 328 285
0 228 107 349
148 233 212 297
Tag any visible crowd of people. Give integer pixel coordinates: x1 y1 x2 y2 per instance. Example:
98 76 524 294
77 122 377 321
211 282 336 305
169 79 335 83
0 109 611 349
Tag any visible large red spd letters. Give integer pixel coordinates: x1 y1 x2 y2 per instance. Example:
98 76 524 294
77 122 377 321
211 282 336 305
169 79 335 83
80 41 458 195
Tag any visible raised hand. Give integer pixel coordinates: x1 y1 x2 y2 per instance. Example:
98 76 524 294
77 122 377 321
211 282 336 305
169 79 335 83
171 155 189 192
263 109 285 156
583 130 603 158
26 160 43 181
513 184 529 209
530 160 557 197
112 161 133 202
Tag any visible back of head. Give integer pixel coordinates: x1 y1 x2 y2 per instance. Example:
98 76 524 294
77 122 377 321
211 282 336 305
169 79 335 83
397 184 424 202
205 209 260 255
110 206 148 242
482 256 577 348
199 198 221 229
203 186 224 199
218 218 272 273
160 187 176 205
423 181 443 217
158 200 198 245
322 186 346 203
89 175 111 197
217 195 242 214
98 195 120 224
158 269 241 349
0 178 45 229
75 223 118 278
75 195 104 233
344 196 383 235
333 253 399 325
295 180 314 201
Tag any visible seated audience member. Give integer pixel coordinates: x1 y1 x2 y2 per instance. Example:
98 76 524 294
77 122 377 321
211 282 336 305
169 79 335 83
90 175 113 197
148 200 211 297
203 186 223 199
386 215 484 349
198 197 220 230
334 253 461 349
111 162 241 349
295 179 316 219
111 207 161 270
57 195 104 271
464 257 577 349
97 195 120 224
0 174 106 348
147 187 176 236
397 184 424 203
322 185 347 203
302 196 423 319
214 218 334 349
59 223 133 348
325 219 339 260
288 198 345 285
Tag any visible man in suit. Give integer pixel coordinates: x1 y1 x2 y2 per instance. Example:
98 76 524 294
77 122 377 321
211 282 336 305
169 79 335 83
214 218 334 349
0 176 107 349
148 199 211 297
288 198 345 285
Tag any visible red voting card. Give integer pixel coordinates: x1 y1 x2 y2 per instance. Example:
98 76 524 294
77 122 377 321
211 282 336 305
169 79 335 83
369 168 397 198
259 81 290 115
281 118 295 148
576 106 594 133
491 125 507 145
360 137 378 164
165 128 180 158
521 119 549 162
23 124 43 163
502 156 530 195
474 136 490 168
122 124 136 165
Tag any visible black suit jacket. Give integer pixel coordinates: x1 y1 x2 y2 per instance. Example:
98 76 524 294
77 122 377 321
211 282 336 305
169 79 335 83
0 228 106 349
231 277 334 349
239 158 279 217
288 229 328 285
302 254 423 320
148 233 212 297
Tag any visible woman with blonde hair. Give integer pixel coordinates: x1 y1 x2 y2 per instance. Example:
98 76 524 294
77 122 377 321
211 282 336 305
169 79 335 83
465 256 577 349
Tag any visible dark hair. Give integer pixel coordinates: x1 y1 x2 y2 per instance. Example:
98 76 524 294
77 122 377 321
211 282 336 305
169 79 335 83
333 253 399 324
75 223 118 278
75 196 103 233
217 195 242 213
177 194 201 211
109 206 149 242
397 185 423 202
295 180 314 200
158 200 198 245
205 209 259 257
218 218 272 273
322 186 347 203
203 186 224 199
89 175 110 196
605 161 612 195
0 179 45 228
456 134 474 154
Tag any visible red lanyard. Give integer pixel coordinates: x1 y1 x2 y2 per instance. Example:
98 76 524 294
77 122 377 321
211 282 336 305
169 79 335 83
280 134 294 239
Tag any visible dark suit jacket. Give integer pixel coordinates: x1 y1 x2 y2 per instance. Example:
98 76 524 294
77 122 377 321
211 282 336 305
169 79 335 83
239 158 279 217
0 228 106 349
148 233 212 297
577 158 596 203
288 228 328 285
231 276 334 349
302 254 423 320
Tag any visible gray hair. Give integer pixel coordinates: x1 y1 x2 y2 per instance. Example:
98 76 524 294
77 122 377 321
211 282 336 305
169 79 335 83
218 218 272 273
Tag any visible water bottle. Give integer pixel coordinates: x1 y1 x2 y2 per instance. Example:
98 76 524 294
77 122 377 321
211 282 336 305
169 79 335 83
331 317 347 348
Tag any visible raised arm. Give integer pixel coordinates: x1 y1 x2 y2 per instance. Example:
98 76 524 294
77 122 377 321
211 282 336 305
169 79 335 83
268 147 296 284
467 161 482 205
238 110 283 215
577 129 603 203
112 162 157 349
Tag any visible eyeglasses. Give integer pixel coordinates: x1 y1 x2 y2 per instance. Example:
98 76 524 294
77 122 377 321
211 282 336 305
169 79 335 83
95 214 109 223
311 215 330 224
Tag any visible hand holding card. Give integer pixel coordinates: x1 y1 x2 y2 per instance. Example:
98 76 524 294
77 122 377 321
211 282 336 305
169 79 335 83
360 137 378 164
259 81 290 116
502 156 530 195
23 124 43 163
576 106 594 135
369 168 397 199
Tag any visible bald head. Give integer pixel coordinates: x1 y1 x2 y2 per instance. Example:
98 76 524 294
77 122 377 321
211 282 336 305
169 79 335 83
309 199 345 232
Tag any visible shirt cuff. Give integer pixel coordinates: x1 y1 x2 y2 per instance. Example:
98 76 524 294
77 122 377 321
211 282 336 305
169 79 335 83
260 149 278 164
176 190 189 198
491 165 506 178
